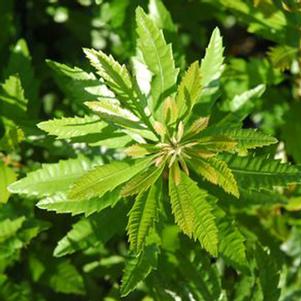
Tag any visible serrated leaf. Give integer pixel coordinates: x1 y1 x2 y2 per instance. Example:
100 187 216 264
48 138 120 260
176 61 202 121
9 156 93 197
120 244 159 296
37 188 121 217
200 27 224 100
189 157 239 198
136 7 179 121
68 157 154 201
83 48 135 111
0 162 17 203
223 154 301 189
127 181 161 252
121 164 164 196
47 59 113 103
169 169 218 255
37 115 107 139
0 217 25 243
202 128 277 152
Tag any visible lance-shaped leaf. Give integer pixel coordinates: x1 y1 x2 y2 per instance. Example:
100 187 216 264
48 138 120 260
201 128 277 152
37 115 107 139
121 164 164 196
47 60 113 103
175 61 202 121
85 101 157 141
195 135 237 152
120 244 159 296
223 154 301 189
200 27 224 100
169 168 218 255
127 181 161 252
136 7 179 120
189 157 239 198
68 157 154 201
83 48 136 112
37 189 121 217
9 156 93 197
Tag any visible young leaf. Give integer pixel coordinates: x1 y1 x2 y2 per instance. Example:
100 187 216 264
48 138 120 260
136 7 179 120
175 61 202 120
68 157 154 201
202 128 277 152
169 169 218 255
120 244 159 296
9 156 93 197
127 182 161 253
189 157 239 198
121 164 164 196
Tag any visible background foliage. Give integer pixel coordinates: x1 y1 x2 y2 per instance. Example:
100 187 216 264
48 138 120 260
1 0 301 300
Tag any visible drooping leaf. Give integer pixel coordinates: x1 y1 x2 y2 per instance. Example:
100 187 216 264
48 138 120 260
127 181 161 252
9 156 93 197
136 7 179 120
68 157 154 201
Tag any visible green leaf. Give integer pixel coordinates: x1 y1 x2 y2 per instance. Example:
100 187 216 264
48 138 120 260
37 189 121 216
169 169 218 256
0 162 16 203
120 244 159 296
136 7 179 120
200 27 224 100
68 157 154 201
121 164 164 196
175 61 202 120
202 128 277 152
190 157 239 198
223 154 301 189
83 48 135 110
54 205 127 257
9 156 93 197
37 115 107 139
47 59 113 103
127 181 161 252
